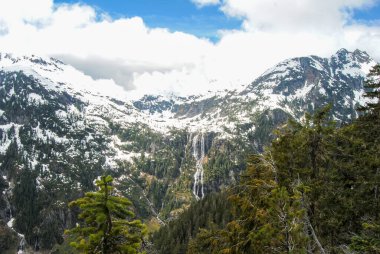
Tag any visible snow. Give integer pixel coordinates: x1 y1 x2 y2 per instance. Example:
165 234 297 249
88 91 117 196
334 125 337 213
32 124 68 144
0 50 375 169
319 87 327 96
8 86 15 97
27 93 46 104
361 60 377 75
1 52 131 102
310 58 325 71
0 123 22 154
340 55 376 78
55 109 68 119
262 58 301 77
2 49 370 138
293 81 314 98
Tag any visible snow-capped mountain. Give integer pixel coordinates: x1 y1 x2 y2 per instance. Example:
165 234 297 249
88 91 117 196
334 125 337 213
0 49 376 251
138 48 374 129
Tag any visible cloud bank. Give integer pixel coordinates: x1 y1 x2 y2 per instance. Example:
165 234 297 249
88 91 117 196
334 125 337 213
0 0 379 98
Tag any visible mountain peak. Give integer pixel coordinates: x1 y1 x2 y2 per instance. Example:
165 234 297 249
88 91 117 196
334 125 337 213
0 52 65 71
336 48 350 55
352 49 371 62
334 48 372 64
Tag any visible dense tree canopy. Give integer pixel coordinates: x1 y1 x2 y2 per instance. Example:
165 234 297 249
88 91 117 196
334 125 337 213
155 64 380 253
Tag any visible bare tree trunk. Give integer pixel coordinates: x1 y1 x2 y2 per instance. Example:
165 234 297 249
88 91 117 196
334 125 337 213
305 215 326 254
298 175 326 254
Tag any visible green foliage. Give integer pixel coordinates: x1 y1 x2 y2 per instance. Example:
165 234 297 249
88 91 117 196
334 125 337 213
0 221 19 253
65 175 146 254
152 192 232 254
351 222 380 253
0 139 21 180
165 85 380 253
13 166 39 245
347 63 380 253
188 155 307 254
358 63 380 115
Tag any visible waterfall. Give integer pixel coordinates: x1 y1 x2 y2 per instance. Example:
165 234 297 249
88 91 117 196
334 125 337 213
17 235 25 254
192 133 205 200
3 183 26 253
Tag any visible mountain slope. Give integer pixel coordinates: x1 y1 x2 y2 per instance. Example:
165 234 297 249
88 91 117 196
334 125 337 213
0 49 376 251
138 48 374 129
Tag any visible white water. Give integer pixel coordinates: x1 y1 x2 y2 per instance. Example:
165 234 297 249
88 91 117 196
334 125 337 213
2 182 26 253
17 236 26 253
192 133 205 200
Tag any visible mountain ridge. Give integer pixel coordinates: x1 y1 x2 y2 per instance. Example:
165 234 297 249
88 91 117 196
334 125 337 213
0 48 377 251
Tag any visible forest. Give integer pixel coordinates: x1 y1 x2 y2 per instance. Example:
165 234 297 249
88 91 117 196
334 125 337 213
1 63 379 253
152 64 380 253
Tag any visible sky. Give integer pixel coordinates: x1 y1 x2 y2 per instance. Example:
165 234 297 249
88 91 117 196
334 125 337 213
0 0 380 98
54 0 243 41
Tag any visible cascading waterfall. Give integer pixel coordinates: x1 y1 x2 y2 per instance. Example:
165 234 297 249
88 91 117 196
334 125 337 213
17 236 25 254
3 184 26 253
192 133 205 200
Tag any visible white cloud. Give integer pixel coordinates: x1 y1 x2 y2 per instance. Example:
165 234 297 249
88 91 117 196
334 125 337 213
0 0 53 26
191 0 221 8
220 0 377 32
0 0 379 98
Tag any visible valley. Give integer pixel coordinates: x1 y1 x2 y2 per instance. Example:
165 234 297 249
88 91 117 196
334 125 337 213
0 49 376 252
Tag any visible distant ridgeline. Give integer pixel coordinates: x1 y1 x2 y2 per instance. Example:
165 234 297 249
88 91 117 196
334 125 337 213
0 49 376 252
153 64 380 253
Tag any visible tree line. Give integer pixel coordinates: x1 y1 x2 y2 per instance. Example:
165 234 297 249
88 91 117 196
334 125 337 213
154 64 380 253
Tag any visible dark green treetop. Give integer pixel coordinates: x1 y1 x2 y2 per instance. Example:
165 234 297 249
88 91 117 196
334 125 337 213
65 175 146 254
359 63 380 115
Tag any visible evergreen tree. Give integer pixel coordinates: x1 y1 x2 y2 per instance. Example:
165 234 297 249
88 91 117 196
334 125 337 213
271 106 341 252
65 175 146 254
152 192 232 254
13 166 39 246
358 63 380 116
351 221 380 253
188 155 307 254
160 100 380 253
348 63 380 253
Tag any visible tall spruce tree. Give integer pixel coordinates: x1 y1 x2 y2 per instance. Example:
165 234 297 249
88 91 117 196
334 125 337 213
187 155 307 254
349 63 380 253
65 175 146 254
358 63 380 116
13 165 39 246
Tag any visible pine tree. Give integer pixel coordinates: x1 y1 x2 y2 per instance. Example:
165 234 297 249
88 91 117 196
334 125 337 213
188 155 307 254
349 63 380 253
65 175 146 254
351 222 380 253
358 63 380 116
13 166 39 246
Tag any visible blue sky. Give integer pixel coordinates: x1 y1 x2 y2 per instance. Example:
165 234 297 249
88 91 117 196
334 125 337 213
53 0 380 41
353 3 380 22
54 0 242 41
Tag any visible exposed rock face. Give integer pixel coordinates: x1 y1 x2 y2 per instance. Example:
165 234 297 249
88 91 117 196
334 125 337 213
0 49 376 251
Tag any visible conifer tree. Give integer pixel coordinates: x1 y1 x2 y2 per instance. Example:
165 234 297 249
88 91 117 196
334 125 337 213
188 155 307 254
349 63 380 253
358 63 380 116
65 175 146 254
13 166 39 246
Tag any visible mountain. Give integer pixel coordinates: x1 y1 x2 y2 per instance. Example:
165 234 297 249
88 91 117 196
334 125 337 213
0 49 376 251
